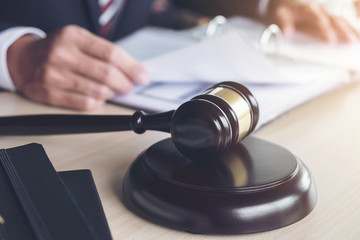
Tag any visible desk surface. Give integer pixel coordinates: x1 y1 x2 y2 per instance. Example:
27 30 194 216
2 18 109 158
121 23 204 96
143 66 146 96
0 83 359 240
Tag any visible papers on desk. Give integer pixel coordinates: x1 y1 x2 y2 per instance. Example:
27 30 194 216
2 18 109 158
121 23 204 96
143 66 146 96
114 18 354 128
144 32 288 84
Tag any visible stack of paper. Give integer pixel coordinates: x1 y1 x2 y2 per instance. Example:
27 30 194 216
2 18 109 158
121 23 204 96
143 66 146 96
115 20 352 128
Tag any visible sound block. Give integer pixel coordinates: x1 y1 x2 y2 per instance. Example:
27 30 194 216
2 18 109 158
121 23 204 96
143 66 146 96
122 136 316 234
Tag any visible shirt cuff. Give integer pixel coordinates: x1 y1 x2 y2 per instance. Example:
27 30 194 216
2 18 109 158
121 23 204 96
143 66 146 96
0 27 46 91
258 0 271 18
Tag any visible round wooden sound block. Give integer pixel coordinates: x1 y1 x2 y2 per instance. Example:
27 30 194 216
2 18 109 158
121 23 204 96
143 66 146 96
122 136 317 234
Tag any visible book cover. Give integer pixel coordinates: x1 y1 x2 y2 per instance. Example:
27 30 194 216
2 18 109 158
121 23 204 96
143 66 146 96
0 143 112 240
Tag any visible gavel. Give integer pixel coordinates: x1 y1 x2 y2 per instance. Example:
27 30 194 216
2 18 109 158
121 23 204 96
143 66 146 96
0 82 259 162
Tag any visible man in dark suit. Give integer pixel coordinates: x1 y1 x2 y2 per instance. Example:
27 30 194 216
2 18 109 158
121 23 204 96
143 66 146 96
1 0 359 110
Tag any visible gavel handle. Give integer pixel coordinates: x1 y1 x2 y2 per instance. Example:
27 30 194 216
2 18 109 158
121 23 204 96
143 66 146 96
0 110 175 135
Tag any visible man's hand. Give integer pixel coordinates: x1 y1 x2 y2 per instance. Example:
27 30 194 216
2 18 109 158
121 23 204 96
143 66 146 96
7 25 149 110
267 0 360 43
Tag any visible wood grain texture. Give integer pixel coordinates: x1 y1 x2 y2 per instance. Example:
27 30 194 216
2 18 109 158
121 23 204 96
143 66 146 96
0 82 359 240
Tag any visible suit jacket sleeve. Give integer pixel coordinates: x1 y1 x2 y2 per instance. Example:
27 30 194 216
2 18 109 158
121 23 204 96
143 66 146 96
171 0 261 18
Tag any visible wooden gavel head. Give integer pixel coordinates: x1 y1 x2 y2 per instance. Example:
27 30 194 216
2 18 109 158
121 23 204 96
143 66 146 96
169 81 259 162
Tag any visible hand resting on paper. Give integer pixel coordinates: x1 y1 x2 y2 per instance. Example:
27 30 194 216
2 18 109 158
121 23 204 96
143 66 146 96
7 25 149 111
267 0 360 43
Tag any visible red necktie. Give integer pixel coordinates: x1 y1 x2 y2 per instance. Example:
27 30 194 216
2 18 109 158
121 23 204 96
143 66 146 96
99 0 117 37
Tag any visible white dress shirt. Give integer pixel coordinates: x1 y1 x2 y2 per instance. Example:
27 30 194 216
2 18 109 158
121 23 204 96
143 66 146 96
0 27 46 91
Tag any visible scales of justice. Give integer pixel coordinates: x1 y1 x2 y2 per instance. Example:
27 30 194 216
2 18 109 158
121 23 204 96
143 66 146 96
0 82 316 234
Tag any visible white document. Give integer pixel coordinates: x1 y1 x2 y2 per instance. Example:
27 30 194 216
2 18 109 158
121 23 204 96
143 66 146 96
113 68 349 128
114 22 351 128
143 32 289 84
117 27 195 61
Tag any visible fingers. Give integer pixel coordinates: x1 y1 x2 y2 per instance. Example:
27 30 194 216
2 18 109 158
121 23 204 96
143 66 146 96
355 1 360 17
74 28 149 85
329 16 360 43
23 67 115 110
299 6 359 43
270 1 360 43
43 68 117 99
299 5 338 43
71 51 135 93
22 83 105 111
272 5 296 37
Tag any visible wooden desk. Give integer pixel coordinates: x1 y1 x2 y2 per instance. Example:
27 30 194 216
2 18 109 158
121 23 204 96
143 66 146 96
1 83 359 240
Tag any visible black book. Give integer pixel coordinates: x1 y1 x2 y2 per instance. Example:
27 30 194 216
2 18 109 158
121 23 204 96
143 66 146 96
0 143 112 240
